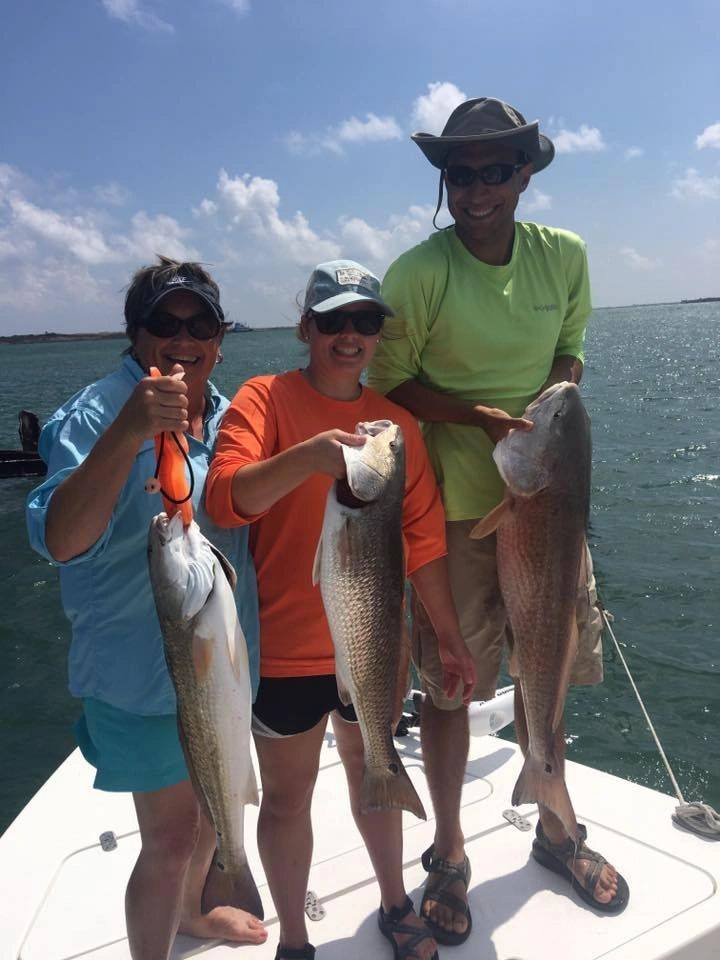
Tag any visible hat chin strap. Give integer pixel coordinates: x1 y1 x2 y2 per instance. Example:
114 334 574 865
432 169 445 231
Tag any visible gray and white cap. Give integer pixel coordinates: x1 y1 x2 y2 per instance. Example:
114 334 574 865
303 260 395 316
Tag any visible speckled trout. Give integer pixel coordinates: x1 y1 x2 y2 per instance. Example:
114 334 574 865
148 512 263 918
313 420 425 820
472 382 591 840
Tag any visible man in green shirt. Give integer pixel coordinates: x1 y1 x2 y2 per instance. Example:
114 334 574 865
368 97 628 942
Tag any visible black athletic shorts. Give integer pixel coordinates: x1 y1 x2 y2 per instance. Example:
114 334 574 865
252 675 358 737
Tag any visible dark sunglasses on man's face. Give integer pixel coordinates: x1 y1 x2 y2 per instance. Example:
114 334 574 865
311 309 385 336
444 162 525 189
142 310 221 341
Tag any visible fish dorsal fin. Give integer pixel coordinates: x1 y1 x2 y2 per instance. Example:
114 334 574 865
551 616 578 733
192 633 214 681
226 619 245 684
469 496 512 539
335 662 353 707
209 544 237 590
312 533 323 586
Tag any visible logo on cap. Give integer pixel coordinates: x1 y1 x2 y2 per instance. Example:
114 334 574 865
336 267 373 288
167 276 190 285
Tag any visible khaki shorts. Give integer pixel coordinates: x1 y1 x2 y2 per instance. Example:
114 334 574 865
412 520 604 710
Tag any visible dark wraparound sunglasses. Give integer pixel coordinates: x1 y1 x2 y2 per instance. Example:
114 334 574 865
311 309 385 336
444 162 525 189
142 310 222 341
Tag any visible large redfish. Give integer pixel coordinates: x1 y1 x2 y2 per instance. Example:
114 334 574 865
472 382 591 839
313 420 425 820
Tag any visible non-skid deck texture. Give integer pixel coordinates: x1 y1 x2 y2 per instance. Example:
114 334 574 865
10 733 720 960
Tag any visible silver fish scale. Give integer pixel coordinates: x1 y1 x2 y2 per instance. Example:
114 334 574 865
161 612 248 875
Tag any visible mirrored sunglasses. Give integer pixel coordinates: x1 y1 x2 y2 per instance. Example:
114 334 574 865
311 309 385 336
142 310 221 341
444 162 525 189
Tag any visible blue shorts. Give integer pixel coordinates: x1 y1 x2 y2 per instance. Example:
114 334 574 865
75 697 188 793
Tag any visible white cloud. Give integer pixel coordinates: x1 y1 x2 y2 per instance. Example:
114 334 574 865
118 211 198 262
94 181 130 206
100 0 173 33
621 246 659 271
217 0 250 12
625 146 644 160
521 188 552 213
339 205 439 270
696 123 720 150
335 114 402 144
192 198 219 217
411 82 466 135
286 112 402 156
8 195 117 264
215 169 340 265
671 168 720 200
554 125 606 154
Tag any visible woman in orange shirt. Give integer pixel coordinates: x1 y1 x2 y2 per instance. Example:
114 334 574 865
206 260 475 960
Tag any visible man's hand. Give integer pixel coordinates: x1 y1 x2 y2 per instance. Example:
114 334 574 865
303 429 366 479
120 364 189 441
473 405 533 445
439 635 476 705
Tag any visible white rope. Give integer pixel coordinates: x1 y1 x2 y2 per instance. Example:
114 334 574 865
601 607 720 839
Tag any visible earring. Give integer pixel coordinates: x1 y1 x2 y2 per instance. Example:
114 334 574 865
216 351 224 365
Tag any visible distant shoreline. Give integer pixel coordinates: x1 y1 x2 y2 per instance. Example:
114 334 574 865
2 300 717 345
0 327 292 344
0 332 127 345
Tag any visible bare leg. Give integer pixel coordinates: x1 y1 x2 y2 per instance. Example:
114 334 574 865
178 810 267 944
127 779 201 960
513 685 619 904
331 714 437 960
254 718 327 951
419 698 470 938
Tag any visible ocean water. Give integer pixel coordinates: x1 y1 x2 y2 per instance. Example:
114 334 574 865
1 306 718 834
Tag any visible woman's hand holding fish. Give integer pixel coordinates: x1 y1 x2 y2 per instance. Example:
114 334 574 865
121 365 189 442
472 405 533 446
304 428 366 479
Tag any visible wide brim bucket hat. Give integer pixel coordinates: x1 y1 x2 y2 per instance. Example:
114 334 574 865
412 97 555 173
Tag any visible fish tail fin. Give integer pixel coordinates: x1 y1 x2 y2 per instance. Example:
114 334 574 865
202 853 265 921
360 758 426 821
512 753 579 841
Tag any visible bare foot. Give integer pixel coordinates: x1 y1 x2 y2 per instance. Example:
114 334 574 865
179 905 268 944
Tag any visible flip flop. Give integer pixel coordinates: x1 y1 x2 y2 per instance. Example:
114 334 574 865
420 844 472 946
378 896 438 960
532 821 630 914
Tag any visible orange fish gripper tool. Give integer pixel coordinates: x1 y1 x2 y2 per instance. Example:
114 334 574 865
146 366 194 528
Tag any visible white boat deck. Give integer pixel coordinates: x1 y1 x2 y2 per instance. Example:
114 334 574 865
2 715 719 960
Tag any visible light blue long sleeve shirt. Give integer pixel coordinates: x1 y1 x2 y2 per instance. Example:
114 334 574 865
26 355 260 715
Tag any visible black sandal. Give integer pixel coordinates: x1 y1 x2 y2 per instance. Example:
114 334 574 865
419 844 472 946
378 895 438 960
532 821 629 914
274 943 315 959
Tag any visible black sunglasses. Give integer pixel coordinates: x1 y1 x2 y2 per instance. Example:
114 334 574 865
311 309 385 336
142 310 222 341
444 162 525 189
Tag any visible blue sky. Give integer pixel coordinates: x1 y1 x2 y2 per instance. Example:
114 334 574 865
1 0 719 333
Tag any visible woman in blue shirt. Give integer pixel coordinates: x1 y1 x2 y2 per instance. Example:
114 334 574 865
26 257 266 957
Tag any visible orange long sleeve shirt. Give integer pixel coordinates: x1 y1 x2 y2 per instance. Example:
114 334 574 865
206 370 447 678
